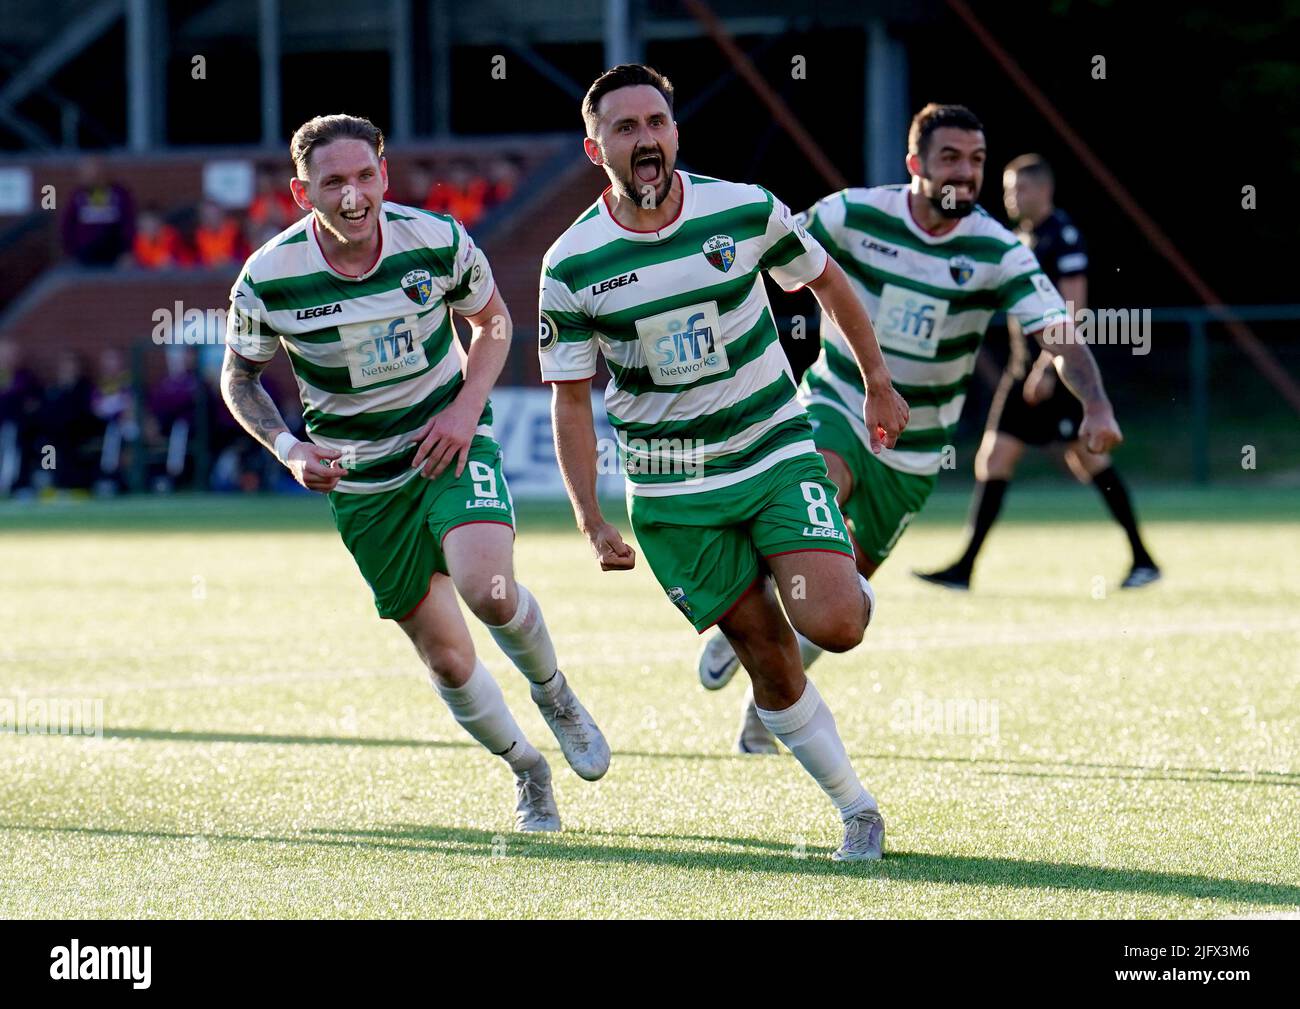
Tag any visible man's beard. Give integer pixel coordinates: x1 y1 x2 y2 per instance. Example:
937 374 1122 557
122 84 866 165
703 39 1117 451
928 191 975 219
612 147 675 209
926 178 976 219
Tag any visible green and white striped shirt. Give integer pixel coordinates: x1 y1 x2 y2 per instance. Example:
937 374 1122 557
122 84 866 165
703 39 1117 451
800 184 1069 475
539 171 828 496
225 202 495 494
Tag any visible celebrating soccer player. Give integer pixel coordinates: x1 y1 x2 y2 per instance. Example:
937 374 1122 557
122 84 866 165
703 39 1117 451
697 104 1126 753
915 153 1159 591
221 114 609 833
542 65 909 861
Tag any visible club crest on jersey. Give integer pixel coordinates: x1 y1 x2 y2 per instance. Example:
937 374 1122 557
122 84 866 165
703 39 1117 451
702 234 736 273
401 268 434 306
948 255 975 286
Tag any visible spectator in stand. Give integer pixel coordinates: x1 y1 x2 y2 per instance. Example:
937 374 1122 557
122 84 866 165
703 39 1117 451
425 158 489 228
61 158 136 266
37 351 99 489
193 200 249 268
0 338 44 495
133 207 191 269
485 156 521 210
147 346 200 491
403 163 433 210
248 166 299 232
91 347 137 493
198 344 298 493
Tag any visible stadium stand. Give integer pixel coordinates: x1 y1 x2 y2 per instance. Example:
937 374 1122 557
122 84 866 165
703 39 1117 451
0 137 604 493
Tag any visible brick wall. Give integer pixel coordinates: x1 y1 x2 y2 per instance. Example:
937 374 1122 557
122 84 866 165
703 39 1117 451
1 143 605 394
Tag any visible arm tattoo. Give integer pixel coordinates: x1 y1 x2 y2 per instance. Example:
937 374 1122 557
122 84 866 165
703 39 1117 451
220 350 289 451
1050 341 1108 408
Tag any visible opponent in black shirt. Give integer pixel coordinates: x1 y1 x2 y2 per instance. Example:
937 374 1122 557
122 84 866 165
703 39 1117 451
916 154 1159 590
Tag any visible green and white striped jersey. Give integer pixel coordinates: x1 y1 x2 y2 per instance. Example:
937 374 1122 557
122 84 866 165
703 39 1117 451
539 171 828 497
225 201 495 494
800 184 1069 475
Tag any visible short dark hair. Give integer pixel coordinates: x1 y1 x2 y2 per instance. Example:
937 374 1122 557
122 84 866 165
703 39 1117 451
582 64 674 137
908 103 984 158
1004 153 1054 186
290 114 385 178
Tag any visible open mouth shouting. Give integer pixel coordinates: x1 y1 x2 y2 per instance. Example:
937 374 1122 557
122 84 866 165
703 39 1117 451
633 149 663 187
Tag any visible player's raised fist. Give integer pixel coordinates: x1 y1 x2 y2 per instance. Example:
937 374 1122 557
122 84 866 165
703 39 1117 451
1079 405 1123 454
587 521 636 571
286 442 345 493
865 378 910 454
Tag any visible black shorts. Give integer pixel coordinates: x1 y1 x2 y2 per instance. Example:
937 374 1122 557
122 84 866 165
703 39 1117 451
990 375 1084 446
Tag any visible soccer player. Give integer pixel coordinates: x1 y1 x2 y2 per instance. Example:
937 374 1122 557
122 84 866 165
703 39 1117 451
697 104 1125 752
542 65 910 861
220 114 609 833
915 154 1160 590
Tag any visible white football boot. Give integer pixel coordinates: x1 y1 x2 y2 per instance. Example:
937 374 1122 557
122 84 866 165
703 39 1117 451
832 807 885 862
513 756 561 832
531 670 611 781
697 630 741 690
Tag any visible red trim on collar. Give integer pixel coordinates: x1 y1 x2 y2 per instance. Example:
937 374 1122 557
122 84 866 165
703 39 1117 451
602 172 685 234
313 214 383 277
906 191 959 238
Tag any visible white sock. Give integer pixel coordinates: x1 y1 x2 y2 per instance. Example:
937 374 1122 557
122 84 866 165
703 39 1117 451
434 659 540 773
789 576 874 671
486 583 560 692
756 678 875 818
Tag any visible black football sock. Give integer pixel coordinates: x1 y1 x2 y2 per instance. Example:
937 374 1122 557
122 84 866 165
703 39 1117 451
1091 466 1155 568
951 479 1009 576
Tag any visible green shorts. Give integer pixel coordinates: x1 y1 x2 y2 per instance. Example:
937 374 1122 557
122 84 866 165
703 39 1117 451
806 402 937 566
628 453 854 632
328 434 515 620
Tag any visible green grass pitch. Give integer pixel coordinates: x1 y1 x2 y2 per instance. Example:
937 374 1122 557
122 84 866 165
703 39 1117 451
1 485 1297 919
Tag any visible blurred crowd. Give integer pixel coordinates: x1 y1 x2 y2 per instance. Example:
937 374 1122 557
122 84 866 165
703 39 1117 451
60 155 522 269
0 337 301 497
2 151 525 498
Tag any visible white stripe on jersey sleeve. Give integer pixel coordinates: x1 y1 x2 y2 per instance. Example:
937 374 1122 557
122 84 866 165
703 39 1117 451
762 190 828 292
225 273 279 363
1057 252 1088 274
999 242 1069 335
538 272 597 382
445 219 496 316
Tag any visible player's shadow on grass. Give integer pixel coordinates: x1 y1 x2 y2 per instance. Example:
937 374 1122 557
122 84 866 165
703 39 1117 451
6 821 1299 909
93 726 1300 789
330 824 1300 907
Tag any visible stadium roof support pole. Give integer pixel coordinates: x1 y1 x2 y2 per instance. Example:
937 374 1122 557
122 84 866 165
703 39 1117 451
865 19 908 187
429 0 451 138
390 0 413 142
259 0 281 148
946 0 1300 418
0 0 123 149
126 0 158 152
604 0 640 67
680 0 847 192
